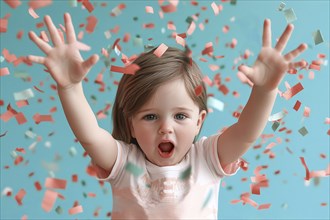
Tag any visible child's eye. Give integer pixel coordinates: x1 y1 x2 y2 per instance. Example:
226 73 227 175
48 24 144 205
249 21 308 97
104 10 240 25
174 113 187 120
143 114 158 121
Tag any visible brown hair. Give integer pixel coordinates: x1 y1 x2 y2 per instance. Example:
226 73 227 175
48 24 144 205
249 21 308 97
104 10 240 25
112 46 208 144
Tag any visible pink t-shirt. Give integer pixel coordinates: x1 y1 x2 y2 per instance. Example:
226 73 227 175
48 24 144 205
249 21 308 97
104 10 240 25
94 134 240 219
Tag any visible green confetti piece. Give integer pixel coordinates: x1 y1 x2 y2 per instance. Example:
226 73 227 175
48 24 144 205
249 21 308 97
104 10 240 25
81 180 86 186
278 2 286 11
226 186 233 190
312 30 324 45
91 95 97 101
272 121 280 132
230 0 237 5
179 166 192 180
68 0 78 7
55 206 63 214
133 16 138 21
0 56 4 62
125 162 143 177
202 189 213 209
185 16 193 24
69 146 77 156
298 126 308 136
255 154 260 160
283 8 297 23
83 192 87 198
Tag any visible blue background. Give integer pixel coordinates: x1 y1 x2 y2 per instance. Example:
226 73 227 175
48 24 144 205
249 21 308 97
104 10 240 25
1 0 329 219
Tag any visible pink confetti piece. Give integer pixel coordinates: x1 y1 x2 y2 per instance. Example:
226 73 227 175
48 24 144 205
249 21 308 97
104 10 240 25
15 112 27 125
28 0 52 10
45 177 67 189
293 100 301 111
282 82 304 100
187 21 196 35
258 203 271 210
0 18 8 33
0 67 10 76
42 190 57 212
175 35 185 47
160 3 177 13
110 63 140 75
15 189 26 205
153 43 168 58
2 49 17 62
82 0 94 13
211 2 219 15
4 0 22 8
69 205 83 215
300 157 310 181
145 6 154 14
86 15 98 33
303 106 310 117
28 7 39 19
32 113 54 124
194 85 203 96
34 181 42 191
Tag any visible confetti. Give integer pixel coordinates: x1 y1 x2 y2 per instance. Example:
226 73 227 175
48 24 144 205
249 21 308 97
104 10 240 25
145 6 154 14
42 190 58 212
211 2 219 15
0 67 10 76
312 30 324 45
28 0 52 10
82 0 94 13
28 7 39 19
110 63 140 75
283 8 297 23
86 15 98 33
258 203 271 210
278 2 286 11
180 166 192 180
300 157 310 180
69 205 83 215
153 43 168 58
293 100 301 111
0 18 8 33
45 177 67 189
15 189 26 205
298 126 308 136
282 82 304 100
32 113 54 124
14 88 34 101
268 111 286 121
208 96 224 111
187 21 196 36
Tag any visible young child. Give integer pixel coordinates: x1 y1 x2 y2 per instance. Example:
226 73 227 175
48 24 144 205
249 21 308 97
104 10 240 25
28 13 307 219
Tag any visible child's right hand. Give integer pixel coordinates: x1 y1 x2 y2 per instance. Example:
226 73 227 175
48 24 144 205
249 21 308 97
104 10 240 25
28 13 99 90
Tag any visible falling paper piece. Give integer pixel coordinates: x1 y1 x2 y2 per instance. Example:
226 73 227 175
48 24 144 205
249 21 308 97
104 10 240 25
283 8 297 23
278 2 286 11
298 126 308 136
282 82 304 100
208 96 224 111
110 63 140 75
0 67 10 76
180 166 192 180
14 88 34 101
0 18 8 33
268 111 286 121
42 190 58 212
69 205 83 215
312 30 324 45
153 43 168 58
45 177 67 189
15 189 26 205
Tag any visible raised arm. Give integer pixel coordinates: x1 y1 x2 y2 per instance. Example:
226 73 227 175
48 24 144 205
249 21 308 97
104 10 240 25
28 13 117 173
217 19 307 168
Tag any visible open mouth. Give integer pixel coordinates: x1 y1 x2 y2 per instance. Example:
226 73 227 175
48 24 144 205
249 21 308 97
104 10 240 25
158 142 174 158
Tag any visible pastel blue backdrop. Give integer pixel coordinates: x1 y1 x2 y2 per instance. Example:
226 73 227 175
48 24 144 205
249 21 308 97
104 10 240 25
1 0 329 219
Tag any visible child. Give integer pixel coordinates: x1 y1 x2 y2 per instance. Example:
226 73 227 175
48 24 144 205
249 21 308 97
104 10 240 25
28 13 307 219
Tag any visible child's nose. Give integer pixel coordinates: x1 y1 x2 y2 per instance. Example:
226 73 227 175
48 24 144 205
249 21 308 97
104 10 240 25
158 119 173 134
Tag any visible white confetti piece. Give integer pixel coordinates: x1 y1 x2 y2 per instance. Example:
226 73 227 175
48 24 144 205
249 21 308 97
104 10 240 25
208 96 224 111
13 88 34 101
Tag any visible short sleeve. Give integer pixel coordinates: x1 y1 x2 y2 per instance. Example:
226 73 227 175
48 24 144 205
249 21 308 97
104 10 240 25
91 140 128 182
197 134 241 178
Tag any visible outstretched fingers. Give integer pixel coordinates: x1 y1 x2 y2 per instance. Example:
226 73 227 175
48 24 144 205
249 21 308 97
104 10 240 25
28 31 52 54
44 15 62 46
262 19 272 47
284 43 308 61
27 55 46 64
275 24 294 53
64 13 76 44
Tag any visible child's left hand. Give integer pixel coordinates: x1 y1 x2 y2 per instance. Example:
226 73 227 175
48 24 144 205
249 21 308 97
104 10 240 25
238 19 307 91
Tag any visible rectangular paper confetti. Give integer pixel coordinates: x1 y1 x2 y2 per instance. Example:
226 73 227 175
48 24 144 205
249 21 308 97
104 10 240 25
14 88 34 101
45 177 67 189
42 190 58 212
69 205 83 215
283 8 297 23
208 96 224 111
153 43 168 58
282 82 304 100
312 30 324 45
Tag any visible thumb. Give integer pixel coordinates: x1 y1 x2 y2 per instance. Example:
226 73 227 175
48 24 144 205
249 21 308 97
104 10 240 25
238 64 254 80
82 54 99 72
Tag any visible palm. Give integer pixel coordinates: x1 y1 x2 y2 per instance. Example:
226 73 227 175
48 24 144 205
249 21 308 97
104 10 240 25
239 20 307 91
28 13 98 89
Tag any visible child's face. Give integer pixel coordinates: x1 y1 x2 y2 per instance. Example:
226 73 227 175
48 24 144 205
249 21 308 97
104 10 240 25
130 78 206 166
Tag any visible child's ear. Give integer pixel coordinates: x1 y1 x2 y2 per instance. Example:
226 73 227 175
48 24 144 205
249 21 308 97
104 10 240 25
129 118 135 138
196 110 207 134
